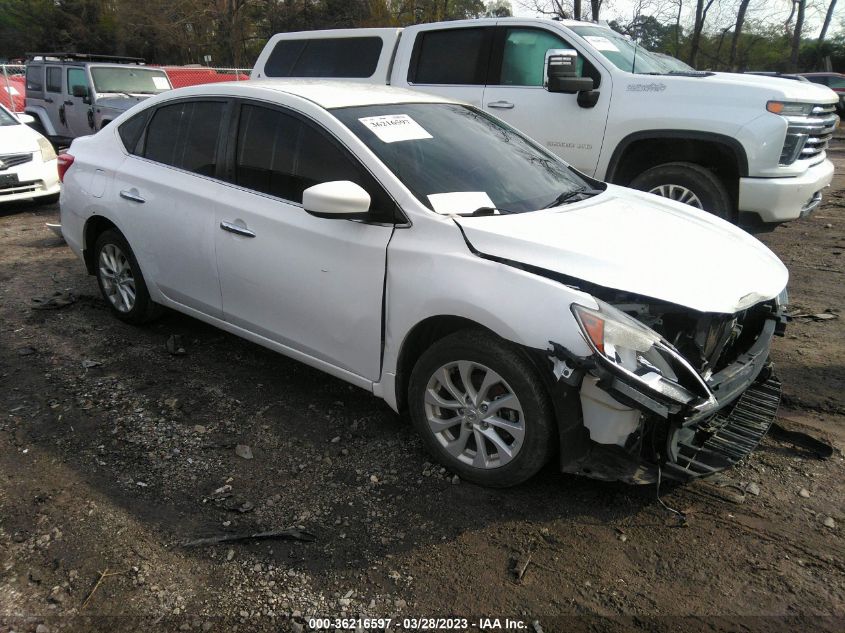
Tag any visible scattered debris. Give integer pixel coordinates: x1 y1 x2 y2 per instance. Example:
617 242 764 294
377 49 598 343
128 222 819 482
823 516 836 529
17 347 37 356
45 222 63 239
512 542 535 583
745 482 761 496
31 290 76 310
532 622 544 633
183 527 315 548
81 360 102 369
166 334 187 355
81 568 130 609
799 488 811 498
235 444 253 460
786 308 838 322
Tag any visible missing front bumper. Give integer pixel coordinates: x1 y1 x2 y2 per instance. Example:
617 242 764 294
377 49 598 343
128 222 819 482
663 374 781 480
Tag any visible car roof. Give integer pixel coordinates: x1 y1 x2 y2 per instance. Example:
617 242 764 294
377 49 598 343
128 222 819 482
158 79 460 109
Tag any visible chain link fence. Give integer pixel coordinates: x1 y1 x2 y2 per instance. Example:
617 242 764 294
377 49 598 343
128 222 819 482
0 64 250 113
1 64 25 112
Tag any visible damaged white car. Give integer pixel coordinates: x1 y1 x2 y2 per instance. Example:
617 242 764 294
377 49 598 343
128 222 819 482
59 81 788 486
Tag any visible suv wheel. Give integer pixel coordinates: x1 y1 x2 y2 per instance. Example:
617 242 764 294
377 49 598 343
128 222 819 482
94 229 160 324
408 329 555 487
629 161 732 220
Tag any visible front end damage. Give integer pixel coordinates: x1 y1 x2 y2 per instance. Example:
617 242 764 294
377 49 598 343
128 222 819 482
547 293 787 484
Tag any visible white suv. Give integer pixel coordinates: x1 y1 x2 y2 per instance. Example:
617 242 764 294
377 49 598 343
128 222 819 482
59 81 788 486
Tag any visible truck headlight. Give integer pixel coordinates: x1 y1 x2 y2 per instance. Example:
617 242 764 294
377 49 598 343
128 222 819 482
572 300 706 405
766 101 814 116
37 136 57 162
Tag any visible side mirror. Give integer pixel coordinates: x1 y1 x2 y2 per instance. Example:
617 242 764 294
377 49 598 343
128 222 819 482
303 181 371 219
17 113 35 125
545 48 595 94
72 84 89 99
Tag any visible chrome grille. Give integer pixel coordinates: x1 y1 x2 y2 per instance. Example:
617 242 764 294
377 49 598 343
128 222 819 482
0 153 33 171
780 103 839 165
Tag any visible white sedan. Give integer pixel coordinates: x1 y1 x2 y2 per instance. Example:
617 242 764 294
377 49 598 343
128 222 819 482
59 81 788 487
0 103 60 204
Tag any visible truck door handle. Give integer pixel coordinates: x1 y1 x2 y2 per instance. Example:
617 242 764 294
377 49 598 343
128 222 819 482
220 220 256 238
64 100 73 106
119 189 145 203
44 98 54 104
487 101 514 109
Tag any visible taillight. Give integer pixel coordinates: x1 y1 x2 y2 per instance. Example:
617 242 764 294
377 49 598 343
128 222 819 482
57 153 75 183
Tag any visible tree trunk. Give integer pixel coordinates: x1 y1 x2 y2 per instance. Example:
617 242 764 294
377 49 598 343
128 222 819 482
573 0 581 21
729 0 751 71
688 0 705 67
590 0 601 20
674 0 683 57
790 0 805 71
818 0 837 46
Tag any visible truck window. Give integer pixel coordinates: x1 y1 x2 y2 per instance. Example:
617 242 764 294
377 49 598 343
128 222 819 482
144 100 225 177
46 67 62 93
264 38 382 78
493 28 600 88
26 66 43 92
410 28 493 85
67 68 88 95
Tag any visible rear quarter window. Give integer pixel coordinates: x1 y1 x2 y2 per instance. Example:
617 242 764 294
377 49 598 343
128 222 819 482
26 66 43 92
264 37 383 78
118 109 152 154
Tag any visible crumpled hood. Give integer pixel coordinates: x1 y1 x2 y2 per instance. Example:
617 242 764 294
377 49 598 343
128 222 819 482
455 186 788 314
96 95 152 112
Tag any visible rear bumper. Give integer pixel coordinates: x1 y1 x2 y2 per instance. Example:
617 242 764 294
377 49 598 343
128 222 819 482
738 159 834 224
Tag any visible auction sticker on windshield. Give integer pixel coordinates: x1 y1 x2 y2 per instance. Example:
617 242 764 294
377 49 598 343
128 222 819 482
359 114 433 143
152 76 170 90
583 35 619 52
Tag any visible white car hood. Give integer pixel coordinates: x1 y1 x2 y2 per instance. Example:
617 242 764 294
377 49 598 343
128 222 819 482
0 123 39 153
707 72 838 103
455 186 788 314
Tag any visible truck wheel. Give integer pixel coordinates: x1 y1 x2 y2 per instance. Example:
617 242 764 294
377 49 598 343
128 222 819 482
408 329 556 487
629 161 732 220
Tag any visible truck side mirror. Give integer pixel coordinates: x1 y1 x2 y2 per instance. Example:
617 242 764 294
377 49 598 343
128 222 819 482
545 49 594 94
72 84 90 101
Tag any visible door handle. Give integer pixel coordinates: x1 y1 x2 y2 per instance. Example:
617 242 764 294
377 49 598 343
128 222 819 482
487 100 514 109
119 189 145 203
64 100 73 106
44 98 53 104
220 220 256 238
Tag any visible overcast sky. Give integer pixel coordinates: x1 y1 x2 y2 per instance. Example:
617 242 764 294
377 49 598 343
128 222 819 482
512 0 843 39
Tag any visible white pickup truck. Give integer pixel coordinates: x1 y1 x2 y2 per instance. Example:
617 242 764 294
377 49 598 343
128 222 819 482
252 18 840 228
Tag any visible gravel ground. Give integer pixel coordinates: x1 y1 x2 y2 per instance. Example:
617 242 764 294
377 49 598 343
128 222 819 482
1 147 844 633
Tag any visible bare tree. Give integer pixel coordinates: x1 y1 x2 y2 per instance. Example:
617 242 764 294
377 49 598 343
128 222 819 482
728 0 753 70
817 0 838 46
688 0 718 67
789 0 805 70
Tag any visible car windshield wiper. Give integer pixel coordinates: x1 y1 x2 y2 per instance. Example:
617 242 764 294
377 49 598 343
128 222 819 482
543 187 604 209
457 206 516 217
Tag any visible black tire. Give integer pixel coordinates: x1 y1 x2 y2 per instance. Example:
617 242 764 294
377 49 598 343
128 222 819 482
629 161 733 220
408 329 556 487
93 228 161 324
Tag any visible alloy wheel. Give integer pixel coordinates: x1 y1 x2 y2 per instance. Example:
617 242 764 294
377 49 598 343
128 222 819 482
424 360 525 469
648 183 704 208
98 243 136 313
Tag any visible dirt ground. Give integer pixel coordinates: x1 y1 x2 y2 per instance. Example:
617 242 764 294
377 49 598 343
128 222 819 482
1 148 844 633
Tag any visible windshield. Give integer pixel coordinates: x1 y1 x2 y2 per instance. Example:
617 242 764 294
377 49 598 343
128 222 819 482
90 67 171 94
332 103 590 214
0 105 19 126
570 25 678 74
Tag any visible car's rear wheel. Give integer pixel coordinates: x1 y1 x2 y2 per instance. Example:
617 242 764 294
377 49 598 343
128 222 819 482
408 329 555 487
629 161 732 221
94 229 160 324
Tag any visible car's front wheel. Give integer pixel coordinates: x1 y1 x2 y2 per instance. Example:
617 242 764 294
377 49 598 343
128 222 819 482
94 229 160 324
408 329 556 487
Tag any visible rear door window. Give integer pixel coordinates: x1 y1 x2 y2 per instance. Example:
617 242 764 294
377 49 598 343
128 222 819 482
144 100 226 177
409 28 493 85
46 66 62 93
264 37 383 78
232 102 396 221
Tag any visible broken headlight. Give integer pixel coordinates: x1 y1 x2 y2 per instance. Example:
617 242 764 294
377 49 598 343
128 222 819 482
571 300 708 405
